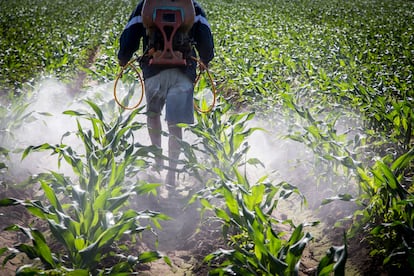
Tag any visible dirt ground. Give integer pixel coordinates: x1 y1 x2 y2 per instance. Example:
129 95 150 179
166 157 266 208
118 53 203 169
0 136 384 276
0 183 382 276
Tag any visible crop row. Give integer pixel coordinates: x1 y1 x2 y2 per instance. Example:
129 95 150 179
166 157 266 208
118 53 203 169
0 0 413 273
0 0 133 95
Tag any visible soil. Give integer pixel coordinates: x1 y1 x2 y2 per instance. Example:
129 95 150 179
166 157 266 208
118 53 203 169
0 181 381 276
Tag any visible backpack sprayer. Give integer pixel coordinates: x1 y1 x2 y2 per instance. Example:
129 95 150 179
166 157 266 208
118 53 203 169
114 0 216 112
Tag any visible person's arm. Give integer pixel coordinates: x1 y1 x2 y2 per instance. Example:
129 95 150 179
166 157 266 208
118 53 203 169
118 3 146 66
192 3 215 66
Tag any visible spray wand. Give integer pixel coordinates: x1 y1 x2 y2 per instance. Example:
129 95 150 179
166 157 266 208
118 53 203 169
113 57 145 110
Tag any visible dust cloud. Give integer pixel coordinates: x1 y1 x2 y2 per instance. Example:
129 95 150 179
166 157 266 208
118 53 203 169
3 78 150 181
4 79 78 180
245 116 361 223
1 78 360 252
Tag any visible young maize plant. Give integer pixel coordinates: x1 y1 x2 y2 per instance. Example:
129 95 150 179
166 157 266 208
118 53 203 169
0 101 170 275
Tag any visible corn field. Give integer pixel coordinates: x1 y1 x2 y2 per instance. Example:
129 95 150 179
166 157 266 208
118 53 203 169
1 0 413 275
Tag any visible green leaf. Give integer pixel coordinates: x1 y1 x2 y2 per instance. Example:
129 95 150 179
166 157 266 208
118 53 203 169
15 244 38 260
321 194 354 205
48 219 76 252
391 148 414 174
72 185 87 210
15 264 43 275
40 181 62 212
79 241 100 268
0 198 19 206
246 157 265 167
107 193 131 211
378 162 398 190
65 270 89 276
268 253 289 274
63 110 86 116
289 232 313 256
288 224 304 246
0 247 7 257
138 251 163 263
26 204 49 220
74 237 86 250
31 229 56 268
215 207 230 222
21 143 54 160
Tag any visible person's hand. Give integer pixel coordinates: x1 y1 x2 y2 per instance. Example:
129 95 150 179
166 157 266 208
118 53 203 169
118 59 128 67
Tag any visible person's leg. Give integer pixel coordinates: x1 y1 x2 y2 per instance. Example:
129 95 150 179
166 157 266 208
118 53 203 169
165 124 182 186
164 70 194 188
144 74 166 169
147 114 163 167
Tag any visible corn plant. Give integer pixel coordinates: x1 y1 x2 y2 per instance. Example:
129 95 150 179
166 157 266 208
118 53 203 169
349 148 414 271
194 166 346 275
179 100 264 185
283 85 414 271
0 101 169 275
178 98 347 275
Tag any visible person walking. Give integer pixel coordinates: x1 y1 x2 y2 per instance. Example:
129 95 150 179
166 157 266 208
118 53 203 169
117 0 214 194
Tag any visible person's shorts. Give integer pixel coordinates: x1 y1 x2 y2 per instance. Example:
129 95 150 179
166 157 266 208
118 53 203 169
145 68 194 124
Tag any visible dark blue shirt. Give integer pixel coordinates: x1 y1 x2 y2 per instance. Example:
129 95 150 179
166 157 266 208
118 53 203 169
118 1 215 82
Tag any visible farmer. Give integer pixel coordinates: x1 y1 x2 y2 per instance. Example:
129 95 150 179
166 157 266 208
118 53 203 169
117 0 214 194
